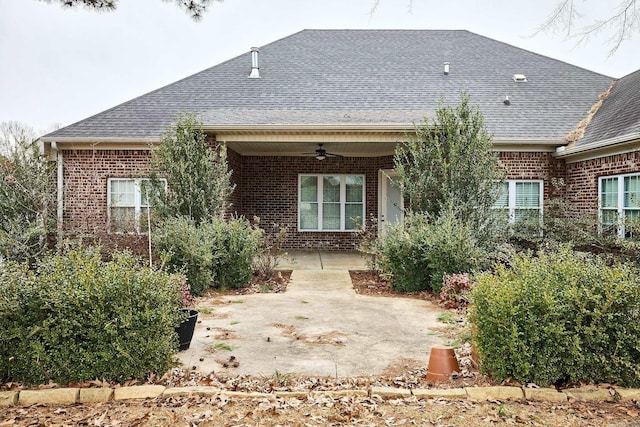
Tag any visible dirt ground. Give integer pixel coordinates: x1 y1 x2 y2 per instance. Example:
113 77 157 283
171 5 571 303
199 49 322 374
2 395 639 426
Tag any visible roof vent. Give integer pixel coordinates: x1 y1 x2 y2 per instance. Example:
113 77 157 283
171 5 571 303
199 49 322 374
512 74 527 82
443 62 450 75
248 47 260 79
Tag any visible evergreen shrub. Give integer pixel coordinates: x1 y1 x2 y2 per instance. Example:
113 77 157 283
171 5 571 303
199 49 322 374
0 248 183 385
154 216 262 295
377 209 482 293
470 247 640 387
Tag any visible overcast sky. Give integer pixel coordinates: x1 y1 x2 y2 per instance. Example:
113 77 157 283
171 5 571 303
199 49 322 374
1 0 638 134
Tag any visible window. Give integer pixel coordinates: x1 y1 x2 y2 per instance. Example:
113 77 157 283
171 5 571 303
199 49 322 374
107 178 165 233
495 180 543 224
299 174 365 231
599 173 640 237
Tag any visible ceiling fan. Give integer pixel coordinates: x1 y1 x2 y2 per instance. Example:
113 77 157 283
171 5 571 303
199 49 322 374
302 144 343 161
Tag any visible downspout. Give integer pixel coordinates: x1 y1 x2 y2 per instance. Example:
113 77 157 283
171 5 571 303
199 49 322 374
51 142 63 244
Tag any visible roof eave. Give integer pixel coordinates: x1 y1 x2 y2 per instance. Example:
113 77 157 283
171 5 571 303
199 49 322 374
554 132 640 160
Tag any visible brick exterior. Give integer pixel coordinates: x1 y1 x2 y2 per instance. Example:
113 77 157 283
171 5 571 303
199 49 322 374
566 150 640 217
60 143 640 252
62 149 153 234
498 152 567 199
232 154 394 250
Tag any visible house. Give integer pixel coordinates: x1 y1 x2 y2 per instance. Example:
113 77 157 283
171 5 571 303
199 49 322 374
40 29 639 250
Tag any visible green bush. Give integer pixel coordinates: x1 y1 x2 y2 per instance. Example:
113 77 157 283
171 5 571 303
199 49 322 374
0 248 183 385
470 246 640 387
154 216 262 295
377 209 482 293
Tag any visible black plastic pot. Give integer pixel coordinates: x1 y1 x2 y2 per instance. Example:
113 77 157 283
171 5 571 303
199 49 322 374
175 309 198 351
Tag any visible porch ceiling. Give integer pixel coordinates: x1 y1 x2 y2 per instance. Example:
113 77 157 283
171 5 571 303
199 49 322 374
217 130 403 157
223 140 398 157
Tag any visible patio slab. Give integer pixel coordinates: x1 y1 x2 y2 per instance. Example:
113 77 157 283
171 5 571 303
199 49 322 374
178 269 446 377
277 251 367 271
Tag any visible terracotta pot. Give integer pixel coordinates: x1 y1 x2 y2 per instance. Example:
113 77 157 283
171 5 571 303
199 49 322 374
426 345 460 382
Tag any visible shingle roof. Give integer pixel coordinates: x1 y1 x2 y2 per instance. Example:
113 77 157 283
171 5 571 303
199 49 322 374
44 29 613 140
578 68 640 146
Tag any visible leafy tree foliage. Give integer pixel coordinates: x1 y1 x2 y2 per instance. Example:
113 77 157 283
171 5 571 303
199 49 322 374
37 0 220 20
148 113 234 224
0 121 55 264
393 93 505 244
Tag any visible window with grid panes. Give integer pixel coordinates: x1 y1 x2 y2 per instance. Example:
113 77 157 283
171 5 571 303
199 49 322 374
298 174 364 231
108 178 165 233
493 180 543 224
599 173 640 237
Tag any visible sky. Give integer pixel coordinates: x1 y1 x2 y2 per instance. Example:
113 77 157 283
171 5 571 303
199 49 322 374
1 0 638 135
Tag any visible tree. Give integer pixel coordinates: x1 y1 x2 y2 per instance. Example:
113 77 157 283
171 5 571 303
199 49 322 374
393 93 505 244
536 0 640 54
0 121 56 264
148 113 234 224
37 0 221 20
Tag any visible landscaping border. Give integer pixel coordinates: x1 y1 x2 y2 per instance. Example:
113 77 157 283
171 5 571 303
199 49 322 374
2 385 638 407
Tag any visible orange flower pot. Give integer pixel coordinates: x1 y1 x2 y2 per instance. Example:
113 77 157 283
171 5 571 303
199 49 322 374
426 345 460 382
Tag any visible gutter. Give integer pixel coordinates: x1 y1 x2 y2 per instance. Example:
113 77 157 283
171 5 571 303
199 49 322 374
554 132 640 158
39 136 161 144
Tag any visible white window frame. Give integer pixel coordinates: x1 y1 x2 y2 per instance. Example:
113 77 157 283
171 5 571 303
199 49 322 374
496 180 544 224
298 174 365 232
598 172 640 238
107 178 166 234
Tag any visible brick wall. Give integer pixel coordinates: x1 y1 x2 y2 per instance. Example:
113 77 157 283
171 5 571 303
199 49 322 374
61 147 585 252
498 152 566 199
237 155 394 250
62 149 153 234
566 150 640 217
226 147 243 214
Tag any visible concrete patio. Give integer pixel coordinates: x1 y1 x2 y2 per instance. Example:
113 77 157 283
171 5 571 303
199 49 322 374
177 251 445 378
277 251 368 271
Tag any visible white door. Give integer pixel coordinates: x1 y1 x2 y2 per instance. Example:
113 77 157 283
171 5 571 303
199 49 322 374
378 169 404 234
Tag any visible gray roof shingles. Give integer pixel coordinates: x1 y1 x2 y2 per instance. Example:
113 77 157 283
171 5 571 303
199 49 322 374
578 68 640 146
45 29 613 140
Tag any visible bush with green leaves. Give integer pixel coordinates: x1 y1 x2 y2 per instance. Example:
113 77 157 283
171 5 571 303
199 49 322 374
0 248 183 385
394 93 505 247
148 113 234 225
470 246 640 387
154 216 262 295
376 209 483 293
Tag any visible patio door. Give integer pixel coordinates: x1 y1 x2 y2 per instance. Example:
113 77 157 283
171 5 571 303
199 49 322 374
378 169 404 234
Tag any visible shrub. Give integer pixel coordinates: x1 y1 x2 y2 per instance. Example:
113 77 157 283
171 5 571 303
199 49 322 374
439 273 475 309
470 246 640 387
377 209 482 293
154 216 262 295
153 216 216 296
213 216 262 288
0 248 183 385
252 219 288 280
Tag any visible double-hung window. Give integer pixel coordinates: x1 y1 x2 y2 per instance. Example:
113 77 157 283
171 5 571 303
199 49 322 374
495 180 544 224
107 178 165 233
299 174 365 231
599 173 640 237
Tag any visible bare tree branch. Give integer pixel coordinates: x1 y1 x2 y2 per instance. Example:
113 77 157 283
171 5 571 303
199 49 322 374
535 0 639 55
